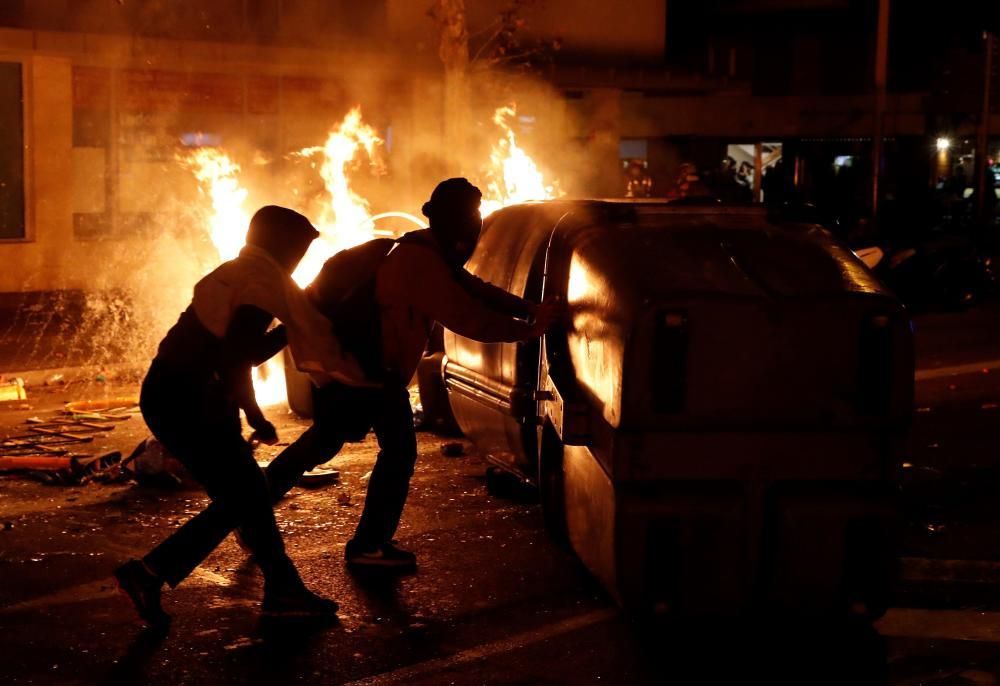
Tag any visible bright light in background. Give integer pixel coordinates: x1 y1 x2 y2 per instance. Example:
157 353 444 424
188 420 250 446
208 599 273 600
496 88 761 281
181 110 424 408
936 137 952 152
181 104 563 407
480 105 562 216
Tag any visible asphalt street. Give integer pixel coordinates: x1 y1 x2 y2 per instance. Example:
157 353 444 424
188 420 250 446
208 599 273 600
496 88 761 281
1 302 1000 685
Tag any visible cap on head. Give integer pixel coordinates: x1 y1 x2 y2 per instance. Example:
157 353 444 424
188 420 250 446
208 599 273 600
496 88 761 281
246 205 319 272
421 178 483 267
421 178 482 223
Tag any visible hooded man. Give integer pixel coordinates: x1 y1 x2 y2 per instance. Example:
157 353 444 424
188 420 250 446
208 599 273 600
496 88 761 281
133 178 559 580
114 206 355 627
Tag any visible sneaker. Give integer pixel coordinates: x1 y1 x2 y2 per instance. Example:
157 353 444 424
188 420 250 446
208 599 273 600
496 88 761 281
262 586 339 618
345 540 417 573
114 559 170 628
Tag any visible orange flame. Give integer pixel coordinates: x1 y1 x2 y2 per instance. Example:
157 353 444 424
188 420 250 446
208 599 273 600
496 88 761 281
480 105 562 216
181 148 288 407
181 105 561 408
181 108 392 407
294 106 386 286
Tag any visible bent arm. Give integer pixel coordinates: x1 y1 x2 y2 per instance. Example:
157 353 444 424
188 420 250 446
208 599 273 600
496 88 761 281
400 255 535 343
221 305 280 430
226 306 287 365
454 270 537 319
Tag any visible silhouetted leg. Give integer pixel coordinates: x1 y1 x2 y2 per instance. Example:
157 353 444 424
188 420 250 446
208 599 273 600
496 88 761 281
143 430 298 589
352 386 417 548
141 390 349 587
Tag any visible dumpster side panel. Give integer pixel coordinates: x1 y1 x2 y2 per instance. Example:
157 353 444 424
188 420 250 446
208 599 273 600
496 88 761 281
625 430 892 482
616 481 751 614
563 443 618 599
443 205 561 472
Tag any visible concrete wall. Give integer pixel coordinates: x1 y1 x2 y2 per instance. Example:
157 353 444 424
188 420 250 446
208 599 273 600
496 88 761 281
0 27 439 294
2 54 75 292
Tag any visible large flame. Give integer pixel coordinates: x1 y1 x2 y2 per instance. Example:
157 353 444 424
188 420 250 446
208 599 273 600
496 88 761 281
480 105 561 216
294 107 386 286
182 149 250 261
181 104 560 409
182 108 392 408
181 148 288 407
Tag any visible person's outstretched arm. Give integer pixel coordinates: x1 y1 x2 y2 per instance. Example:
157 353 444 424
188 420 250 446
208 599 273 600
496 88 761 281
221 305 282 443
394 249 546 343
454 270 537 319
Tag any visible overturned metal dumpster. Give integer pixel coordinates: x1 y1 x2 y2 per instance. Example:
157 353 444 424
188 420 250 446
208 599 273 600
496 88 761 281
442 200 913 617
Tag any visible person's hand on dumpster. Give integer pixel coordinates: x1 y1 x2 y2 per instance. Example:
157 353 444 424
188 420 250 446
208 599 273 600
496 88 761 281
250 419 279 445
529 297 564 337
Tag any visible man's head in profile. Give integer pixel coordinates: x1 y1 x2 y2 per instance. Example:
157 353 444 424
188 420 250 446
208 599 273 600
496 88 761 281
422 177 483 268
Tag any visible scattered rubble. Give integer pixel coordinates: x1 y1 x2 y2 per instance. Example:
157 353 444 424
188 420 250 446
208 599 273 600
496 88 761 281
0 399 138 484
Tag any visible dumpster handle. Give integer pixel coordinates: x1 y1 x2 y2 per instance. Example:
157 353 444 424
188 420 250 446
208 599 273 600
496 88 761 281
538 211 574 385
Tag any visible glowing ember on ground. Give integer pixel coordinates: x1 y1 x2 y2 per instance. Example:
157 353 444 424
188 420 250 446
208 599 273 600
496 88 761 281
480 105 561 216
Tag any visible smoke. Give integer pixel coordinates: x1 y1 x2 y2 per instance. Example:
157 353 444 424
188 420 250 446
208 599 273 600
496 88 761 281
10 2 598 373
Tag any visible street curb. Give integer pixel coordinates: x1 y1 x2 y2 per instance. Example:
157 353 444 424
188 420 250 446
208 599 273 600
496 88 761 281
0 362 143 388
914 358 1000 381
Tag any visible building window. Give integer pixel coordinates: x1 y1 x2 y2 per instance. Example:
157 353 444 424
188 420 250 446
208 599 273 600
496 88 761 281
0 62 25 240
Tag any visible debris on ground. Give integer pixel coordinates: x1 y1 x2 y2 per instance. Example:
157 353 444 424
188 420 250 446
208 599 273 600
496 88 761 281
27 451 123 485
0 407 133 458
63 397 138 414
127 437 195 488
299 467 340 488
0 400 139 484
441 442 466 457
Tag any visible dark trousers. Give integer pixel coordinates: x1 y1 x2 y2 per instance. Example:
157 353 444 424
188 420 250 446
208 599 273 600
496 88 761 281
141 381 417 586
139 362 297 589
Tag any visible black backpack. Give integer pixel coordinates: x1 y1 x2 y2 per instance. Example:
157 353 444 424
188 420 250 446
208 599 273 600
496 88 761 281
307 238 397 380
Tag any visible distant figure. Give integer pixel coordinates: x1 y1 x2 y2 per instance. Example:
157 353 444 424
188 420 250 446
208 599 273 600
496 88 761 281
624 159 654 198
667 163 710 199
123 178 560 578
762 160 786 207
114 206 352 627
625 160 653 198
712 156 750 203
952 164 968 195
736 161 754 191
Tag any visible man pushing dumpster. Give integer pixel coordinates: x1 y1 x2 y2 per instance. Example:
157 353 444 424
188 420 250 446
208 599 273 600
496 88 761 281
125 178 561 599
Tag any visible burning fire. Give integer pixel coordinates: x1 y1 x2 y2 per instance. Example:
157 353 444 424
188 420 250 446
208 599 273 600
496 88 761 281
480 105 561 216
294 107 387 286
182 108 394 407
181 148 287 406
181 104 559 409
182 149 250 261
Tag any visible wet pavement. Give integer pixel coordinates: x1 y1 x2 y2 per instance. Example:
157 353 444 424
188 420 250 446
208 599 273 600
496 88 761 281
3 303 1000 684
